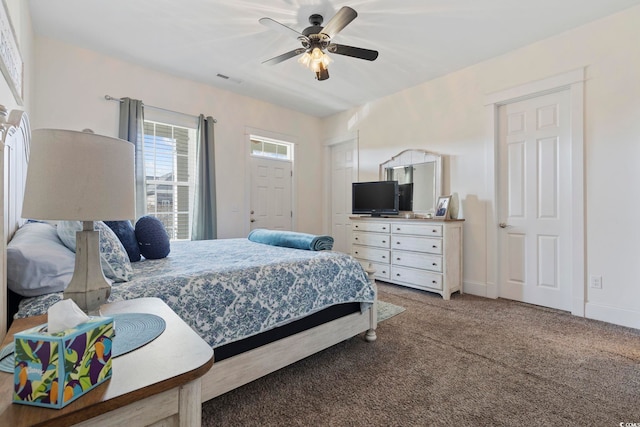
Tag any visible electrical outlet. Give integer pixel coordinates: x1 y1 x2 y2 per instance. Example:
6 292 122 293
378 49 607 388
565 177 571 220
590 275 602 289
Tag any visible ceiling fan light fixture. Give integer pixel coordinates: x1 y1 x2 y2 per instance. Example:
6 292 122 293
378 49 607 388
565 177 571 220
298 47 331 80
298 51 312 68
261 7 375 81
315 61 329 81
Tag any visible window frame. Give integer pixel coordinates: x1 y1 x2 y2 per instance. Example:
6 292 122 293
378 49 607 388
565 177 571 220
249 135 293 161
142 118 197 241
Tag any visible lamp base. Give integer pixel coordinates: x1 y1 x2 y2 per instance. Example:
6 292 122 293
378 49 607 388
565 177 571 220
63 222 111 314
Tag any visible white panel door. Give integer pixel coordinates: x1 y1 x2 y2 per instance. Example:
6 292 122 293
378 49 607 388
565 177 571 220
250 156 292 231
498 90 572 311
330 141 356 253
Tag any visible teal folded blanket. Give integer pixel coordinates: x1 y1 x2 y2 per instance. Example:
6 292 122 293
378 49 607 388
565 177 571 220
247 229 334 251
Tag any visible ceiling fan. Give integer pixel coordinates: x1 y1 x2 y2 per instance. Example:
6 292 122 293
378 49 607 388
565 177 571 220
259 6 378 81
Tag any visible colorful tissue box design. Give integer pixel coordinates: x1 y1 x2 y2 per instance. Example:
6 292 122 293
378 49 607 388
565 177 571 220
13 316 114 408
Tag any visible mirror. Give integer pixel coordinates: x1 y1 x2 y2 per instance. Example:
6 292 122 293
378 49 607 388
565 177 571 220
380 150 443 215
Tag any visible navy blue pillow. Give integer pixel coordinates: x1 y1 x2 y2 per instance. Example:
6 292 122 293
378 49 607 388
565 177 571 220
104 220 141 262
135 216 170 259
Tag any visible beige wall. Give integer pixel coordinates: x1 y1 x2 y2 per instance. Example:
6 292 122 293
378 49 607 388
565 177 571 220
31 38 324 239
322 5 640 329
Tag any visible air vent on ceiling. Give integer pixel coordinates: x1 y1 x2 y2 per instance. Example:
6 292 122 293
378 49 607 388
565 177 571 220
216 73 242 84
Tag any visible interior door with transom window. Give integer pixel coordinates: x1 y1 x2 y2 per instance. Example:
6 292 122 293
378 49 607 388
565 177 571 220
498 90 572 311
249 156 292 231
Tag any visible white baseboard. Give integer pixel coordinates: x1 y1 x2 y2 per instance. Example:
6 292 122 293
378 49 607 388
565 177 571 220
464 281 638 331
463 280 496 299
585 302 640 330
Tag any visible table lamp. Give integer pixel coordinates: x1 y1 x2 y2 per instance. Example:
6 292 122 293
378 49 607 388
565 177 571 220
22 129 135 313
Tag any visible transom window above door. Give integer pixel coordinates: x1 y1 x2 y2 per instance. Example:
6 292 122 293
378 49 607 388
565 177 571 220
250 136 292 161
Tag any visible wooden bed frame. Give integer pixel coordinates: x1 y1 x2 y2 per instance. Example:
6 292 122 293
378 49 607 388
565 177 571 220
0 109 377 407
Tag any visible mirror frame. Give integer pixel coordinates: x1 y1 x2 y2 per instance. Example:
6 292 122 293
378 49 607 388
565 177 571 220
379 149 443 215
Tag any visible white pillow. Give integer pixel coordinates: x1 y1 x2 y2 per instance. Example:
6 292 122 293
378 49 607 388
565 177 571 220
57 220 133 282
7 222 75 296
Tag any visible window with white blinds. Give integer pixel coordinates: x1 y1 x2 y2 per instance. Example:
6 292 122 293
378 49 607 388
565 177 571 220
143 120 197 240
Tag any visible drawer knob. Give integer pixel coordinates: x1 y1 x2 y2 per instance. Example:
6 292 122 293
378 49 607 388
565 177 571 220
396 273 401 277
382 240 386 243
396 228 401 231
382 256 386 259
432 263 437 266
432 280 437 284
354 251 359 255
355 237 358 240
432 229 437 233
396 257 401 261
432 245 437 248
382 270 387 274
396 242 401 245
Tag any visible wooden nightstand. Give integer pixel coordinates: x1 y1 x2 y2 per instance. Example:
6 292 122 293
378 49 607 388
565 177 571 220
0 297 213 426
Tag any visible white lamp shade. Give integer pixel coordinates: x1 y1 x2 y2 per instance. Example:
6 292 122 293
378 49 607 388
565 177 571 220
22 129 135 221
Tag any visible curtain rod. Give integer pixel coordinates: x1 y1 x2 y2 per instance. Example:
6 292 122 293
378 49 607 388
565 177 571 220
104 95 216 123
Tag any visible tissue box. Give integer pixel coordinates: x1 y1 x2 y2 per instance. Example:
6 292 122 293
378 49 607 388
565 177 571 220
13 316 114 408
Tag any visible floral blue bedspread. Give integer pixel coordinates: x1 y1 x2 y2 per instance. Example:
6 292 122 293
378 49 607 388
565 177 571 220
16 239 375 348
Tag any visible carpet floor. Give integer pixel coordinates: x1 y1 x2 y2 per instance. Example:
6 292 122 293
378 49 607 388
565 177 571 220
202 282 640 426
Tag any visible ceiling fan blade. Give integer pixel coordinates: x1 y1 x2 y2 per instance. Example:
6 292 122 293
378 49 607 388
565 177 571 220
262 48 306 66
327 44 379 61
259 17 309 44
320 6 357 39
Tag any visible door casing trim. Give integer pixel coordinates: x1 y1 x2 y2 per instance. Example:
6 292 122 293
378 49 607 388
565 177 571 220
484 68 585 316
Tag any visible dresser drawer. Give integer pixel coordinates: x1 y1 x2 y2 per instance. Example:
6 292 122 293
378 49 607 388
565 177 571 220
391 235 442 254
352 221 390 233
392 251 442 273
356 260 390 281
392 223 442 237
391 266 443 290
351 246 390 264
352 231 390 248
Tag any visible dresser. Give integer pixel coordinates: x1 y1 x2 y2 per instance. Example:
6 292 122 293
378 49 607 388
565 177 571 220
351 217 463 299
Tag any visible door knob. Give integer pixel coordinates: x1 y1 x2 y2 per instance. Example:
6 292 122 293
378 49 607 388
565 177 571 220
251 219 256 223
499 222 510 228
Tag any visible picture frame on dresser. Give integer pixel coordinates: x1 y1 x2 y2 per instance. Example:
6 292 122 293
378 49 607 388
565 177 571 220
435 195 451 219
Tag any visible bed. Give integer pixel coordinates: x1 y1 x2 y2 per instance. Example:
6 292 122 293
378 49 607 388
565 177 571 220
0 111 377 407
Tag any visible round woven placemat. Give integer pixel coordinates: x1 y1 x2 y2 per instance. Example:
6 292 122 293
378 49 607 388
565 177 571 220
111 312 166 357
0 312 166 372
0 342 14 373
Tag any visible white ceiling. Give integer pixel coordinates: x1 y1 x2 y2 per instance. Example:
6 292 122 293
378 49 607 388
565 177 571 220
28 0 640 117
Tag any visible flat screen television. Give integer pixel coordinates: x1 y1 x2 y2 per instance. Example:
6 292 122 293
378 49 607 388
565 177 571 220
352 180 399 216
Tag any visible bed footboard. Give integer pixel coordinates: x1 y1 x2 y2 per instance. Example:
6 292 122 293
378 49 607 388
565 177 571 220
201 305 375 402
201 264 377 402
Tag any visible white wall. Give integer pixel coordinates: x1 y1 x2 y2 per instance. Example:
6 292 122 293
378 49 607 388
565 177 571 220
322 6 640 329
31 37 324 238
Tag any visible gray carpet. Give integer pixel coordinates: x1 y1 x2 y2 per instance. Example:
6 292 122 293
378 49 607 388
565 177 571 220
202 282 640 426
